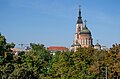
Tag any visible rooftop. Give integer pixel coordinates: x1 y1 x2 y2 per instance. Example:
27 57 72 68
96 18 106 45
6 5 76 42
47 46 68 51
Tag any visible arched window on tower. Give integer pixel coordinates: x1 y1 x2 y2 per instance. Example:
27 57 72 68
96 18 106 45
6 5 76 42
77 34 79 39
78 27 81 32
79 39 81 44
83 38 85 45
81 39 83 45
89 39 91 45
85 38 87 45
89 39 90 45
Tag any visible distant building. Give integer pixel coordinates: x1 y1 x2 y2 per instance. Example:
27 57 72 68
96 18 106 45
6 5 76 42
11 46 31 55
47 46 68 55
11 48 20 55
70 7 93 52
94 41 101 50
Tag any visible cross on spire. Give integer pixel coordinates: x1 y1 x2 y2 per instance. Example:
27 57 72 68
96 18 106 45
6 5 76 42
84 19 87 28
84 19 87 24
97 40 98 43
79 5 81 10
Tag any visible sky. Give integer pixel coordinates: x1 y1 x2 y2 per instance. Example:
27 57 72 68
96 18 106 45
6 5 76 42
0 0 120 48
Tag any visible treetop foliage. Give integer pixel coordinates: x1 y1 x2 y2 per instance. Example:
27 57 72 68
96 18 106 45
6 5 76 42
0 33 120 79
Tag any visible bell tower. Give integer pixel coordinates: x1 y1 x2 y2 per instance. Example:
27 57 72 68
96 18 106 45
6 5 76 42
74 5 83 44
70 6 93 52
76 5 83 33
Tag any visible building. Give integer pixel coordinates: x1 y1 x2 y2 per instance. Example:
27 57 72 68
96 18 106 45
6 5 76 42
47 46 68 55
11 46 31 55
70 7 93 52
94 41 101 50
11 48 20 55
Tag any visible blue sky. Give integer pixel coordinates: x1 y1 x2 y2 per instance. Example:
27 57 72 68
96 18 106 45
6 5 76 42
0 0 120 48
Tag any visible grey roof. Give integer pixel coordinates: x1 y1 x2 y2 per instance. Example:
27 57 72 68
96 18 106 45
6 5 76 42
95 43 101 47
71 43 81 47
71 44 74 47
80 27 91 34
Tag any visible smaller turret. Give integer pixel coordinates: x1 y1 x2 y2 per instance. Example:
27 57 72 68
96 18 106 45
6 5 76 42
94 40 101 50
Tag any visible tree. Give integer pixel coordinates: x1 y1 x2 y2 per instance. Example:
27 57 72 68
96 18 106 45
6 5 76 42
8 67 38 79
0 33 6 56
5 42 15 52
1 33 120 79
0 63 15 79
19 43 51 78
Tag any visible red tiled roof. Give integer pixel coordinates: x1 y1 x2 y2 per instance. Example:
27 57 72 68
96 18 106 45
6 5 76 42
47 46 68 51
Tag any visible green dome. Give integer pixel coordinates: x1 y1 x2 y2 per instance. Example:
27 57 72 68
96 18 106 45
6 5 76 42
71 44 74 47
80 26 91 34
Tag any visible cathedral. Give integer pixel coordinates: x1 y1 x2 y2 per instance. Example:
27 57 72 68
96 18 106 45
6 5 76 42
70 7 93 52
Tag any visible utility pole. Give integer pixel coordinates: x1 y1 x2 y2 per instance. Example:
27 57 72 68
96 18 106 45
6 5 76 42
106 66 108 79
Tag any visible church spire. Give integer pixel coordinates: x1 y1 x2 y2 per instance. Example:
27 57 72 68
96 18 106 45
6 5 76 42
77 5 83 24
78 5 81 17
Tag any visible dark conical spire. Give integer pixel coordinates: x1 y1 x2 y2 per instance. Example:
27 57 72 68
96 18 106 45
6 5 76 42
77 5 83 24
78 5 81 17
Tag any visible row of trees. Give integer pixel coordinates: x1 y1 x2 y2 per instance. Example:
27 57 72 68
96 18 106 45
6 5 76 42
0 33 120 79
